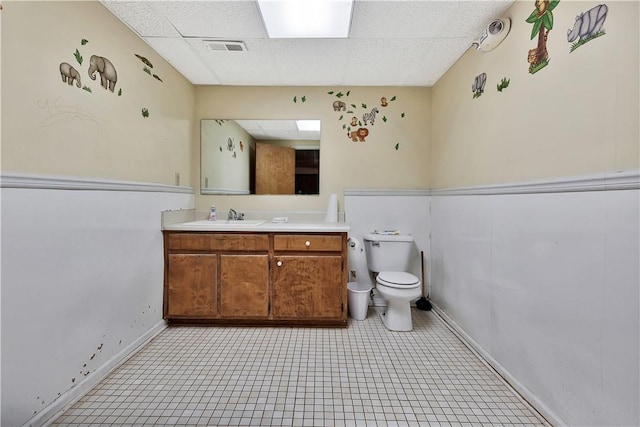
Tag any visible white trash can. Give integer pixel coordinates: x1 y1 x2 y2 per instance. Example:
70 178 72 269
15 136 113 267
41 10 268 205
347 282 372 320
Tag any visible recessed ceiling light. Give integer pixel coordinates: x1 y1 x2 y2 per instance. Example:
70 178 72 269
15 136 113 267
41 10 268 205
296 120 321 131
258 0 353 38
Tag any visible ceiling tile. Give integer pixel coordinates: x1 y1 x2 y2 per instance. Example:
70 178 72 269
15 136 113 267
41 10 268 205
154 0 268 38
185 38 284 85
101 1 180 37
420 37 475 85
144 37 220 85
350 1 459 39
269 39 351 86
341 39 437 86
439 1 514 37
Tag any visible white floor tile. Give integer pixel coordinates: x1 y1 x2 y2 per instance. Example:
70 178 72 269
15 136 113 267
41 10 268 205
50 309 549 426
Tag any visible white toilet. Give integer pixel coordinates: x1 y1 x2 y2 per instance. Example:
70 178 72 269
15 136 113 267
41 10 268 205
363 233 422 331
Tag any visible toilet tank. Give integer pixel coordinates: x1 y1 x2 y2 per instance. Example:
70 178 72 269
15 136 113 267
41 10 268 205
363 234 414 272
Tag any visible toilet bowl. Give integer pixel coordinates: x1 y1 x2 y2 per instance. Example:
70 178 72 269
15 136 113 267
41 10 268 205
363 233 421 332
376 271 421 331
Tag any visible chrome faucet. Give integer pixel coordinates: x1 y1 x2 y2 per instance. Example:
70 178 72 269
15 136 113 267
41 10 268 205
227 209 245 220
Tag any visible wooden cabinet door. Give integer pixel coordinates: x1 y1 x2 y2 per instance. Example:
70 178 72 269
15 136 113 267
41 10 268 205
220 254 269 317
271 255 343 319
166 254 217 318
255 142 295 194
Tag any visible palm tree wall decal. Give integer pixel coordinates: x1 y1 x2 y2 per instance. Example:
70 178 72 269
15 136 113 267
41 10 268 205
526 0 560 74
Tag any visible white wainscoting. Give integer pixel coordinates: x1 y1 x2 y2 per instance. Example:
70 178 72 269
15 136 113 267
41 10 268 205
430 173 639 427
0 174 194 427
344 190 431 301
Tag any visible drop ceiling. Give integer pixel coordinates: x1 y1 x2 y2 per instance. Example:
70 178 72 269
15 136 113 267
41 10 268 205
101 0 514 87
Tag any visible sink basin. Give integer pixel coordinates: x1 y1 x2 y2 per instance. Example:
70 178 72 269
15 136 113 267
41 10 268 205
184 219 266 227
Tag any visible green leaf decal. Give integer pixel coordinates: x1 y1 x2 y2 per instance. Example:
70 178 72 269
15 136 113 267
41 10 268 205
530 18 543 40
361 103 367 109
328 91 334 95
382 116 387 122
336 92 344 98
81 39 89 45
542 12 553 31
339 115 343 121
301 96 306 102
525 10 539 23
74 49 83 65
82 86 92 93
351 104 357 109
548 0 560 12
390 96 397 101
118 88 122 96
401 112 405 118
497 78 510 92
395 143 400 150
346 90 351 96
293 96 297 103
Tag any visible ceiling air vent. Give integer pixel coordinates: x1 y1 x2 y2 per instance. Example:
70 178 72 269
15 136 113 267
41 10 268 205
205 40 247 52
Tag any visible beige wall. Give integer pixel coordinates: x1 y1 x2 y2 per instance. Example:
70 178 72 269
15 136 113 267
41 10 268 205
431 1 639 189
201 120 253 193
195 86 430 211
1 1 195 185
6 1 633 199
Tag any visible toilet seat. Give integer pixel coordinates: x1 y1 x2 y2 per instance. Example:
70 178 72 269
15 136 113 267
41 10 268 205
376 271 420 289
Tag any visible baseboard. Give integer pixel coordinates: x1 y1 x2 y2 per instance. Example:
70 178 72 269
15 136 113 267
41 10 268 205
31 320 168 427
431 306 566 427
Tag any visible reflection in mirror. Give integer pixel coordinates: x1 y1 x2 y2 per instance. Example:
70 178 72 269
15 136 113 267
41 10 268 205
201 119 321 195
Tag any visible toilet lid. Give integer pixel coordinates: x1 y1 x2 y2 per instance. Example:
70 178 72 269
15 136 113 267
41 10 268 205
377 271 420 289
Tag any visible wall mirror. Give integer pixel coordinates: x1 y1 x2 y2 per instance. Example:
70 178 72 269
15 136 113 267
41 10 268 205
201 119 321 195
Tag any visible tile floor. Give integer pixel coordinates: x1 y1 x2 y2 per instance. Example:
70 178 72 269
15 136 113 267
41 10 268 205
51 308 550 426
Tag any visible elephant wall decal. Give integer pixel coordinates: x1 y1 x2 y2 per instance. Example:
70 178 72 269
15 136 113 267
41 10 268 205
88 55 117 92
333 100 346 111
59 62 81 88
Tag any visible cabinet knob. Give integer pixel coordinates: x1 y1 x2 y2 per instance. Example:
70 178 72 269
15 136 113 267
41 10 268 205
305 240 311 247
277 261 283 267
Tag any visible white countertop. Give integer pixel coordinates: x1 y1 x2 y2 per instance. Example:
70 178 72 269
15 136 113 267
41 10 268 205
163 219 350 233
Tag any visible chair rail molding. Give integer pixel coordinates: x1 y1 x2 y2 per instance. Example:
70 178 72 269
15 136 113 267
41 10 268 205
430 170 639 196
0 172 194 194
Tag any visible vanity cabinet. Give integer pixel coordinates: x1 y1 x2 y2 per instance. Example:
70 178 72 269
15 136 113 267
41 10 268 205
163 231 347 326
271 235 344 320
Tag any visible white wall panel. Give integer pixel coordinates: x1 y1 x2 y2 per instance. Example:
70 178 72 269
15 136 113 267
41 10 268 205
430 195 493 350
1 185 193 426
599 190 640 423
431 187 639 427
